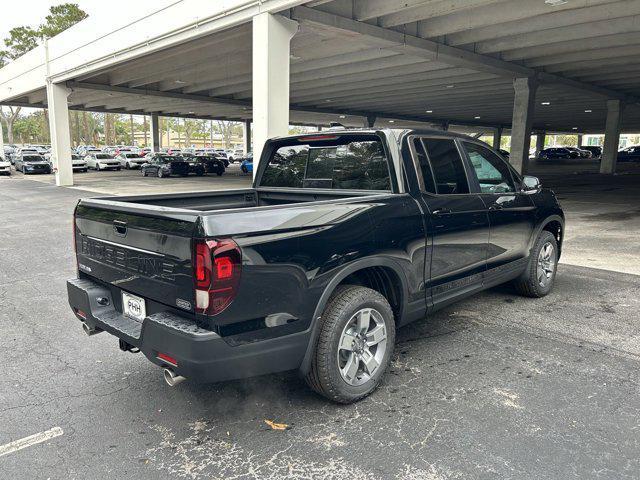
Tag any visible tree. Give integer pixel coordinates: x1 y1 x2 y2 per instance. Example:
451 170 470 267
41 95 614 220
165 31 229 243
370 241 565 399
0 3 88 144
39 4 88 39
0 107 21 143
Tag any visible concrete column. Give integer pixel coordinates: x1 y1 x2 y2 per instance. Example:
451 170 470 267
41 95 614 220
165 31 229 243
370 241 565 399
600 99 624 174
364 115 376 128
0 118 4 159
252 12 298 176
492 127 502 149
46 82 73 186
535 132 546 158
577 134 583 148
150 113 160 152
509 77 538 174
243 120 252 154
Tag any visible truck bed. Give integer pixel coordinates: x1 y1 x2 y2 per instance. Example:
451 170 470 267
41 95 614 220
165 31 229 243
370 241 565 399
96 188 378 212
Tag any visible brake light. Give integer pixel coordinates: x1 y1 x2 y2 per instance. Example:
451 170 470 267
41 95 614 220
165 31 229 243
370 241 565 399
299 135 339 142
193 239 242 315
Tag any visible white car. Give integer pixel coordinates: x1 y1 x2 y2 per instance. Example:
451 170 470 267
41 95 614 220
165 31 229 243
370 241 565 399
72 154 88 172
0 158 11 175
117 152 147 169
85 153 121 171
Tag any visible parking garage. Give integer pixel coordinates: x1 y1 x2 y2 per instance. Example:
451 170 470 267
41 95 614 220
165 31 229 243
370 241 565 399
1 1 640 478
3 0 640 185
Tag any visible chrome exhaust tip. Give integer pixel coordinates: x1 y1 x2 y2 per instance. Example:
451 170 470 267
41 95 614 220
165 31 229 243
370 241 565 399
163 368 186 387
82 322 102 336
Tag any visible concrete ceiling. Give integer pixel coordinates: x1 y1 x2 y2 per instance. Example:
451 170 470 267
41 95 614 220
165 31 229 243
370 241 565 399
7 0 640 133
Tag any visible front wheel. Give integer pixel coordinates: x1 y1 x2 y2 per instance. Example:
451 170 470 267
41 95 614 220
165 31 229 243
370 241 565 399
305 285 395 404
513 230 558 297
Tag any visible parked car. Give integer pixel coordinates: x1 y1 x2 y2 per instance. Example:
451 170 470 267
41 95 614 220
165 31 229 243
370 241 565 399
580 146 602 159
71 154 88 172
191 154 226 176
140 147 152 157
0 157 11 175
117 152 147 169
180 153 206 176
68 128 564 403
10 147 39 165
161 148 183 156
140 154 190 177
616 145 640 162
565 147 592 158
15 154 52 174
538 147 573 160
85 153 121 171
240 154 253 174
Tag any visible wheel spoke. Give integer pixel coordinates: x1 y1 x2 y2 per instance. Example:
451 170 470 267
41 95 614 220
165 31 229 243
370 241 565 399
361 349 379 376
366 324 386 346
356 309 371 334
341 353 359 382
338 331 357 351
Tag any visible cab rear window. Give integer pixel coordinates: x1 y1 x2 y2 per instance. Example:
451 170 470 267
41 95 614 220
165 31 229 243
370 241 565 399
260 134 391 191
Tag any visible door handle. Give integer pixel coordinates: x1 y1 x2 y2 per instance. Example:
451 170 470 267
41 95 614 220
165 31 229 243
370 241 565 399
431 208 452 216
489 204 503 210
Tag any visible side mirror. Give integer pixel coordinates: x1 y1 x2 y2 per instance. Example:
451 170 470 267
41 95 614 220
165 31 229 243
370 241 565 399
521 175 541 193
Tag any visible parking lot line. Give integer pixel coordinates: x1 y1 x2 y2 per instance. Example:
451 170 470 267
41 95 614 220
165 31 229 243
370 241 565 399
0 427 64 457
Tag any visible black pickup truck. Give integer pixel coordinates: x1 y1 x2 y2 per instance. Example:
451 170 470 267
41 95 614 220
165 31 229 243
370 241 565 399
68 129 564 403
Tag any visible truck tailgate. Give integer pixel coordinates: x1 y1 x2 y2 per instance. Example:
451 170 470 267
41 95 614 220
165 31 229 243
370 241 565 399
74 202 198 313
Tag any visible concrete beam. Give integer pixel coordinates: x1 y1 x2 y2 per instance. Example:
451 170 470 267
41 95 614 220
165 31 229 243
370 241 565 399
600 99 624 174
252 13 299 174
441 0 618 45
509 77 537 174
289 6 639 103
379 0 508 28
46 82 73 186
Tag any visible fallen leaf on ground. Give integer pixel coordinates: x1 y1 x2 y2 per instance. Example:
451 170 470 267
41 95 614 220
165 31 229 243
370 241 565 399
264 419 289 431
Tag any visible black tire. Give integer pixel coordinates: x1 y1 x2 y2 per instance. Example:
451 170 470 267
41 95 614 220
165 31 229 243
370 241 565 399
513 230 559 298
305 285 395 404
216 169 224 176
157 169 163 178
241 165 248 174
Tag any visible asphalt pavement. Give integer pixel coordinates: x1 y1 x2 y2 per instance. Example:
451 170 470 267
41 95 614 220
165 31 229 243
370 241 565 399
0 175 639 479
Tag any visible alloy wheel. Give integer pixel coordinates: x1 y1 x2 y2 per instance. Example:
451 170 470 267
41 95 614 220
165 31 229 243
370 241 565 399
337 308 387 386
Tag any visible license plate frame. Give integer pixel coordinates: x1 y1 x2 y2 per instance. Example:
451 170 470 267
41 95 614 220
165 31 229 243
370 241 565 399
122 291 146 322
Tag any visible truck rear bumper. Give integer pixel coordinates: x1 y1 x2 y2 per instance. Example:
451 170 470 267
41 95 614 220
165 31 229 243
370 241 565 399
67 278 310 383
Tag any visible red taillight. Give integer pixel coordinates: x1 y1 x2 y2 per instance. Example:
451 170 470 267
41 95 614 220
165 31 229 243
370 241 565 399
193 239 242 315
74 308 87 320
157 352 177 366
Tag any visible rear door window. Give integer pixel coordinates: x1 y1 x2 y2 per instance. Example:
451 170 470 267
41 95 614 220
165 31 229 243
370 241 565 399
419 138 470 194
260 135 391 191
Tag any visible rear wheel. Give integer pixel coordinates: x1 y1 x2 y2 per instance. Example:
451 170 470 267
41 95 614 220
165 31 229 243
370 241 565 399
513 230 558 297
305 285 395 404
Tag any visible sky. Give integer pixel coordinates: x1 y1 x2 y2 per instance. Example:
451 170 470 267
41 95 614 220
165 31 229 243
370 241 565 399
0 0 162 40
